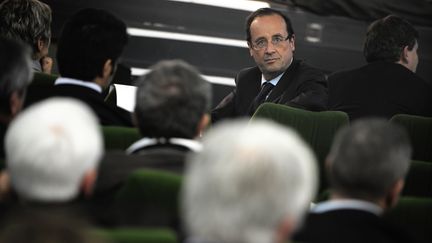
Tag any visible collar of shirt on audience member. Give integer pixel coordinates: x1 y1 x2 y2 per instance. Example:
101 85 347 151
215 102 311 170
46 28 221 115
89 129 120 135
260 57 293 86
126 137 202 154
54 77 102 93
311 199 383 216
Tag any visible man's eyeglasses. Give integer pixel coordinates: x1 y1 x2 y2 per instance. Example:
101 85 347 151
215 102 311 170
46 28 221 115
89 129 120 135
251 35 291 50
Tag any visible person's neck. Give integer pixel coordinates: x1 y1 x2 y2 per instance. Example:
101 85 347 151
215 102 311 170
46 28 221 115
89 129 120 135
330 192 384 209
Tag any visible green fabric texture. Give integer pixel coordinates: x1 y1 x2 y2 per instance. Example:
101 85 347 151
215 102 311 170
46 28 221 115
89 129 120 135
403 160 432 197
251 103 349 192
114 169 182 227
390 114 432 162
383 197 432 243
102 126 140 151
92 227 177 243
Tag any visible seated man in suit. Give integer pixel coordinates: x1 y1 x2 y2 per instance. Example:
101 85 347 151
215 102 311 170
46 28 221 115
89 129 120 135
328 15 432 120
0 0 53 74
50 8 132 126
182 119 318 243
212 8 327 123
0 38 33 159
293 118 417 243
93 59 211 228
0 98 103 222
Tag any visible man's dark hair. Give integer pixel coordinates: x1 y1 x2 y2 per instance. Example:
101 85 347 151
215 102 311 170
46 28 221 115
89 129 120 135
134 59 211 139
327 118 411 201
364 15 419 63
0 0 51 58
56 8 128 81
0 38 33 114
245 8 294 43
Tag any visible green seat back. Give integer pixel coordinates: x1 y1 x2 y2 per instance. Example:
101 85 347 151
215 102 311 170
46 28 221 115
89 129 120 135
383 197 432 242
93 227 177 243
390 114 432 162
102 126 140 151
114 169 182 227
403 160 432 197
251 103 349 191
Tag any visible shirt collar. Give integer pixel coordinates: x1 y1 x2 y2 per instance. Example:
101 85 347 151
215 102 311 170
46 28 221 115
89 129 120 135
261 57 293 86
126 137 202 154
311 199 383 216
54 77 102 93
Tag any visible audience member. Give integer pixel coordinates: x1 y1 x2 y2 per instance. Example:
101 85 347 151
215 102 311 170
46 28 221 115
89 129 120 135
182 119 317 243
48 8 132 126
0 0 53 74
96 59 211 191
328 15 432 120
212 8 327 122
1 98 103 221
0 38 33 158
293 118 418 243
93 59 211 229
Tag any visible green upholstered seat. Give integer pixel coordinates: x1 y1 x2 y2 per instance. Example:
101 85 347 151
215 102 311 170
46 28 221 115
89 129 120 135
390 114 432 162
383 197 432 242
113 169 182 228
102 126 140 151
251 103 349 192
403 160 432 198
93 227 177 243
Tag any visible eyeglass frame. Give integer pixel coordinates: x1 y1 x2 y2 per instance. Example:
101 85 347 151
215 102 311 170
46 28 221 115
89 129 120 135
250 34 293 51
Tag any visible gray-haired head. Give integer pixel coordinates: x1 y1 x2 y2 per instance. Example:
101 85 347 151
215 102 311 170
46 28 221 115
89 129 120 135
327 118 411 201
134 59 211 139
0 0 52 59
182 119 317 243
6 98 103 202
0 37 33 116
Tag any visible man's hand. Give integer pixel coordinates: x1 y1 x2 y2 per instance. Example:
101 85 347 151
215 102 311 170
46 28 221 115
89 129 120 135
41 56 53 74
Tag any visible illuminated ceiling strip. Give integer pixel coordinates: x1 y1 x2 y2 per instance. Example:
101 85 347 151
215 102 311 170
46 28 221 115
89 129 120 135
131 67 235 86
127 27 248 48
168 0 270 12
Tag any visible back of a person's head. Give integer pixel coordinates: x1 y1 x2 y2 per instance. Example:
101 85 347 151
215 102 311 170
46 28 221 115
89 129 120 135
57 8 128 81
5 98 103 202
364 15 418 63
0 0 51 58
134 59 211 139
183 119 317 243
0 37 33 116
327 118 411 200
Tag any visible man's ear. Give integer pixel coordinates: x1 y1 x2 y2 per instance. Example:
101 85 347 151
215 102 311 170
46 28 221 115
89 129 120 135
9 91 24 117
81 169 98 198
196 113 210 137
289 34 295 51
275 217 295 243
385 179 405 209
248 42 254 57
102 59 113 79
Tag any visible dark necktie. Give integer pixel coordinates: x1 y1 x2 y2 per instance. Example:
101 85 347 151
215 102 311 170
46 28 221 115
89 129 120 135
249 82 274 115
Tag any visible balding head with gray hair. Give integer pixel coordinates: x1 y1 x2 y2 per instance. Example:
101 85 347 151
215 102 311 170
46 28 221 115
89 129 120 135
5 98 103 202
327 118 411 202
182 119 317 243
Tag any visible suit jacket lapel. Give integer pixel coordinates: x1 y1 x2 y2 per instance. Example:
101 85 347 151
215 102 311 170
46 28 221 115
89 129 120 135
267 59 301 102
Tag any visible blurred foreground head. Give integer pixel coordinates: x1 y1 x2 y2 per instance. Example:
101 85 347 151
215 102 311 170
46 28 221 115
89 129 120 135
182 119 317 243
5 98 103 202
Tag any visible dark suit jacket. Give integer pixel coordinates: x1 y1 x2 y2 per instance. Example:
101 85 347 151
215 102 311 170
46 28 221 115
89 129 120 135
51 84 133 126
211 59 328 122
293 209 420 243
92 142 192 228
328 61 432 121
